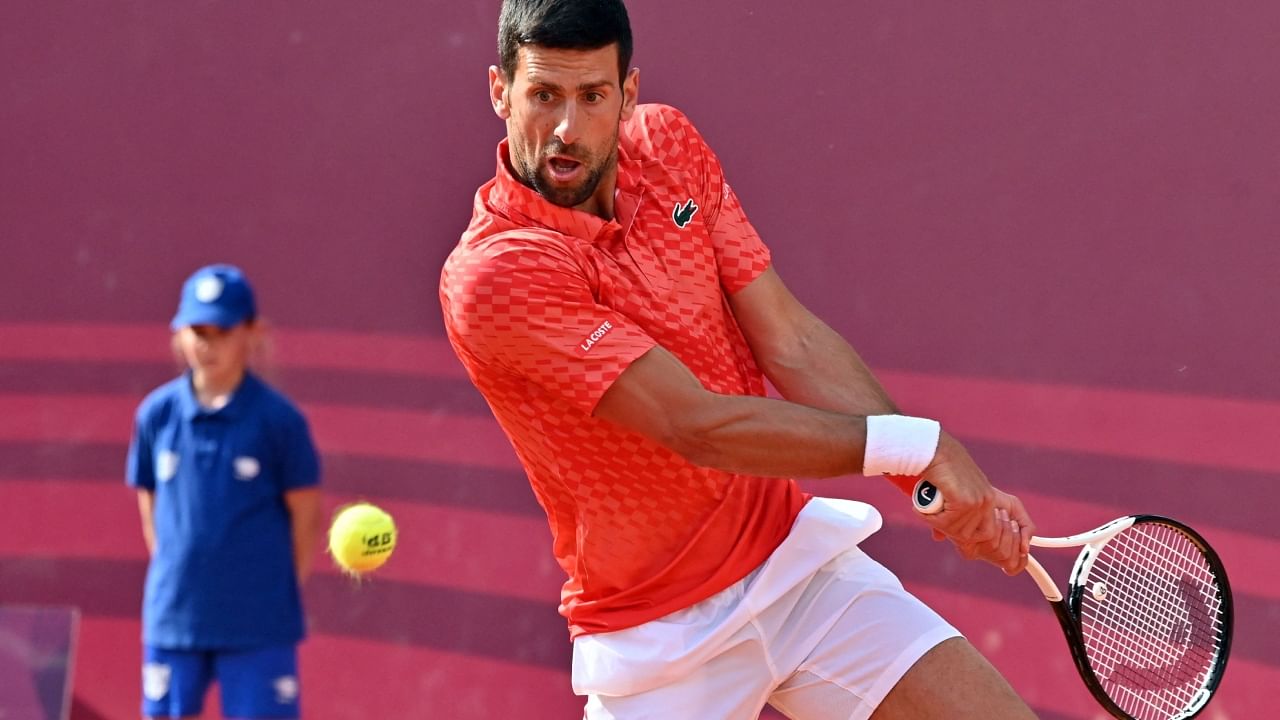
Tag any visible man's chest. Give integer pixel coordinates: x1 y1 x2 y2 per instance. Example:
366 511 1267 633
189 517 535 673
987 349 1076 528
151 417 277 506
586 185 724 337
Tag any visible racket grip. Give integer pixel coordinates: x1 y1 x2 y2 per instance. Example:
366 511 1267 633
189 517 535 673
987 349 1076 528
886 475 944 515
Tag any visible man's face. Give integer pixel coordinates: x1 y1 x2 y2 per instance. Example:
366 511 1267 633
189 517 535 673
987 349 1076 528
176 323 254 386
490 44 638 214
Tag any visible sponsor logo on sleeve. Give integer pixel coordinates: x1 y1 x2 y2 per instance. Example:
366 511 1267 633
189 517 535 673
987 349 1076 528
273 675 300 704
143 663 172 701
156 450 179 482
579 320 614 353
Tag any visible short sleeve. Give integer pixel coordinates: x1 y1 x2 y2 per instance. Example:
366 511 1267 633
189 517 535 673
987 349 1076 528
125 404 155 490
443 236 657 414
629 105 771 294
278 408 321 490
706 182 771 294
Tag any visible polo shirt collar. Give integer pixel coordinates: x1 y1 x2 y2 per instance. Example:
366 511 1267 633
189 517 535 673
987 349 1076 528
178 370 259 421
486 139 639 243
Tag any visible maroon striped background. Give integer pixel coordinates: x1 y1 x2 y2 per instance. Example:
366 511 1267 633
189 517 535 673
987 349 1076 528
2 2 1276 718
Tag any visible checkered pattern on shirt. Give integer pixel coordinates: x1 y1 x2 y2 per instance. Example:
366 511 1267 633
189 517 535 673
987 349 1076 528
441 104 808 637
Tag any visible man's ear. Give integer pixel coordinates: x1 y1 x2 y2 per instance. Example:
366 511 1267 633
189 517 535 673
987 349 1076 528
620 67 640 121
489 66 511 119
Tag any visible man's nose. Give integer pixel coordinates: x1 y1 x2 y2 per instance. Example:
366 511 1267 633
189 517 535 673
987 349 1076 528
554 101 580 146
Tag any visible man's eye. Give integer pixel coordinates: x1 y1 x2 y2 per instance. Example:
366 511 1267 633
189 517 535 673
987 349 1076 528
535 91 553 103
585 92 603 103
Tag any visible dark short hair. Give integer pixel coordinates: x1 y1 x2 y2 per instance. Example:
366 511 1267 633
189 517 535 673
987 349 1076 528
498 0 633 83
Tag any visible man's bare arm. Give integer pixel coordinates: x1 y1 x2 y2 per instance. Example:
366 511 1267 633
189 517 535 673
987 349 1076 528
594 339 1031 573
727 266 898 415
284 488 323 584
136 489 156 555
595 344 870 478
721 267 1034 571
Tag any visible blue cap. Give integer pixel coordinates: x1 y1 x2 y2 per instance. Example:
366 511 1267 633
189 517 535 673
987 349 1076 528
171 264 257 330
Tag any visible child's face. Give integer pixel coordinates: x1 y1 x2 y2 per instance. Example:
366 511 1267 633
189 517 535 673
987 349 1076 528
176 323 254 384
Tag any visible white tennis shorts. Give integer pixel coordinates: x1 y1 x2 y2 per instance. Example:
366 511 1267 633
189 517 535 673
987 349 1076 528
572 497 960 720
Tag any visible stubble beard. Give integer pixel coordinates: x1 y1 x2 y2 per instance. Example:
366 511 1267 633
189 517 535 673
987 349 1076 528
515 132 619 209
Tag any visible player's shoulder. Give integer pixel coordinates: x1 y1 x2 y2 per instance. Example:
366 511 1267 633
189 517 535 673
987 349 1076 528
451 180 578 260
245 374 308 426
135 375 188 423
625 103 698 140
456 225 569 256
444 227 580 290
621 103 708 163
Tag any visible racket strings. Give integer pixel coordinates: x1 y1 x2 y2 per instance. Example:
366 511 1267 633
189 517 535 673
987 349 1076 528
1076 522 1225 720
1087 531 1221 719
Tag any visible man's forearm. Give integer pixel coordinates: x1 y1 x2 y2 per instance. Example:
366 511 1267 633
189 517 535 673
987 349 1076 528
669 392 870 478
756 313 899 416
136 489 156 555
285 489 322 583
292 521 317 583
597 342 891 479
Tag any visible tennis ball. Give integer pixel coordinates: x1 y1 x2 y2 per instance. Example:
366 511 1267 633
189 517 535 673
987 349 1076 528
327 502 396 575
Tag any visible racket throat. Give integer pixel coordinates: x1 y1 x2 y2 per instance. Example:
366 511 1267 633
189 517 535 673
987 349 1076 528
1026 556 1062 602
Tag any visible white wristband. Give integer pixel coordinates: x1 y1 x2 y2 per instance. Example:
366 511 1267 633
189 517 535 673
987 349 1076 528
862 415 941 477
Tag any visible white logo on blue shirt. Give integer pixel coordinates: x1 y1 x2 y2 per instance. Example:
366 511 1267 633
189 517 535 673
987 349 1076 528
156 451 179 482
143 663 171 700
274 675 299 703
234 456 261 480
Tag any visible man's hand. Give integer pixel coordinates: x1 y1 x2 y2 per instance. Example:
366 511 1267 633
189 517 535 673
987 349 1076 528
916 432 1035 575
934 491 1035 576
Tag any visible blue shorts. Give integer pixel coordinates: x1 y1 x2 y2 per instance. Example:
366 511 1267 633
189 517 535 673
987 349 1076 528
141 644 300 719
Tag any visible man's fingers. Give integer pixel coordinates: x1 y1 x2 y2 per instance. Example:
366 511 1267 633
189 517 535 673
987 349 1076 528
959 503 1001 546
985 508 1010 560
1014 505 1035 557
998 492 1036 559
1001 513 1026 575
921 481 1037 576
925 502 1001 552
949 508 1028 575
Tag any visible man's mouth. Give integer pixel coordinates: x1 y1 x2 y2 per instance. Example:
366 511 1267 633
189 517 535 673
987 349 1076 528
546 155 583 182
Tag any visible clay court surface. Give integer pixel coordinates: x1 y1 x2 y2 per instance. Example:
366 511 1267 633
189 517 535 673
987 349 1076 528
1 2 1275 717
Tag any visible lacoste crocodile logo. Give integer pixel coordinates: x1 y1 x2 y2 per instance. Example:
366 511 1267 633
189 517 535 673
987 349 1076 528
672 198 698 228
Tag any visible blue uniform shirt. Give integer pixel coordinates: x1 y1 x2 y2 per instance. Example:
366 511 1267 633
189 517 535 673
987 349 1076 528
126 371 320 650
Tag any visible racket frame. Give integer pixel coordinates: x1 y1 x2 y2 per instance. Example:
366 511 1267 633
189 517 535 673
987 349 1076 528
903 478 1233 720
1041 514 1233 720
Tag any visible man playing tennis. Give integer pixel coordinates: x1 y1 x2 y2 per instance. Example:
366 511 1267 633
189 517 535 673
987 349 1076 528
441 1 1039 717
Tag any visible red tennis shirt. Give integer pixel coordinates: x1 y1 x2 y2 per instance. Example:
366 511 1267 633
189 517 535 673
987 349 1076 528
440 104 810 637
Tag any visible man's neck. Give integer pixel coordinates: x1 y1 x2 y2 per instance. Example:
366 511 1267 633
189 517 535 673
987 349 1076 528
191 369 245 410
573 164 619 220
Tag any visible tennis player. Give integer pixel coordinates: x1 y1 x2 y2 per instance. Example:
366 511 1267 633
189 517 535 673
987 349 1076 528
440 2 1038 717
126 265 323 719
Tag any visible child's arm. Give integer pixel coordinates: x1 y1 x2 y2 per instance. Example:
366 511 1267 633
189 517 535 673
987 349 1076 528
285 488 323 584
136 489 157 555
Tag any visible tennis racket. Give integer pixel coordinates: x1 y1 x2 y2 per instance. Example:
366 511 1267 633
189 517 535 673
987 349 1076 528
890 476 1233 720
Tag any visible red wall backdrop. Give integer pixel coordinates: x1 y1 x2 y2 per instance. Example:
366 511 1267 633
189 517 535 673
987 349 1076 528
2 2 1275 717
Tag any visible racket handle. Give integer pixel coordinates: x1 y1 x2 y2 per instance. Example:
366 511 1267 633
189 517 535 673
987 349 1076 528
886 475 945 515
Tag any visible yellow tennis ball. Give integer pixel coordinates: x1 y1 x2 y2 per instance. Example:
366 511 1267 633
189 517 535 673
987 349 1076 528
327 502 396 574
